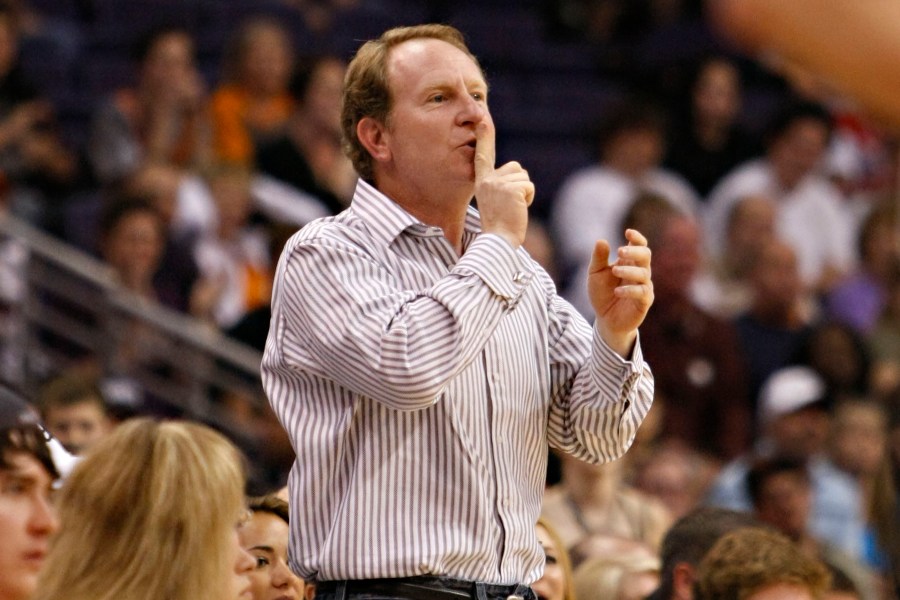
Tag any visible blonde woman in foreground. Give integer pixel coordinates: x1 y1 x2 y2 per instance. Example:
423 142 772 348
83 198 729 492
34 417 255 600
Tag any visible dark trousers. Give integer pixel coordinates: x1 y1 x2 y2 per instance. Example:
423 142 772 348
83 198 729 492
314 576 537 600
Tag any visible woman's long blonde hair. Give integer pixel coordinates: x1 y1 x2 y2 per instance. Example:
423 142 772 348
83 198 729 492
35 418 246 600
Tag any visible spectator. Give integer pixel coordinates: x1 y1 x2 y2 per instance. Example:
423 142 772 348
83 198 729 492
868 269 900 398
692 194 777 319
35 417 255 600
0 2 77 232
542 453 672 555
704 100 855 293
706 366 866 562
825 202 899 335
532 517 577 600
36 368 112 455
824 566 864 600
746 456 877 600
694 527 831 600
552 98 699 303
635 202 751 460
240 494 308 600
86 26 210 185
256 55 356 215
733 238 816 419
793 321 873 403
190 163 272 329
665 56 759 198
98 197 168 304
870 389 900 598
210 17 294 166
826 400 893 580
633 442 716 520
571 542 660 600
646 507 760 600
0 390 59 600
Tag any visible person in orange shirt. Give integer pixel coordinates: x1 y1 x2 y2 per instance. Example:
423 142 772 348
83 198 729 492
210 17 295 166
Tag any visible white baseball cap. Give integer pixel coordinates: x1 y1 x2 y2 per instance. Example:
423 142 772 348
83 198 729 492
758 366 828 426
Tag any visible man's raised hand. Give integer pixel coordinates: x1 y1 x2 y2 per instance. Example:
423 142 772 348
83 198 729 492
587 229 654 357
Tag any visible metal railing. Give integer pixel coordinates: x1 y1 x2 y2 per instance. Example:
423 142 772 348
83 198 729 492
0 213 287 488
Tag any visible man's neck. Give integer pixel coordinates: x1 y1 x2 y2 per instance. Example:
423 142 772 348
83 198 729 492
376 177 473 254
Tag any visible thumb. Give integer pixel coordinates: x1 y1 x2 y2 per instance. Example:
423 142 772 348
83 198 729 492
474 121 495 182
588 239 612 275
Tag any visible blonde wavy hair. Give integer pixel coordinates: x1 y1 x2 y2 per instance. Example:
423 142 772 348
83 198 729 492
35 418 246 600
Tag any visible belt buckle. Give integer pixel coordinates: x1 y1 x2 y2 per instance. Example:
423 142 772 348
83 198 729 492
506 596 525 600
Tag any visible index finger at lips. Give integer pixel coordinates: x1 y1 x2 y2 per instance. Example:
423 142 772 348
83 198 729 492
474 121 496 182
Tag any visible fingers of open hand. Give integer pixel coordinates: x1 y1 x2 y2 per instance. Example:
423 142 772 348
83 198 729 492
624 228 649 247
612 242 652 300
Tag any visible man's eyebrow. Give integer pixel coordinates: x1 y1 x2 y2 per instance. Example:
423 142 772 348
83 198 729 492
249 545 276 553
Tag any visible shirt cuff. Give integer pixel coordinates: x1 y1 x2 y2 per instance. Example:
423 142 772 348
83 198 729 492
455 234 534 308
592 326 644 378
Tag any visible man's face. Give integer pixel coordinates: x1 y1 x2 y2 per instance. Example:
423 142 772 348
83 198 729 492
770 408 830 460
0 452 58 600
378 38 490 198
755 471 812 539
651 216 701 300
44 400 111 455
769 118 829 188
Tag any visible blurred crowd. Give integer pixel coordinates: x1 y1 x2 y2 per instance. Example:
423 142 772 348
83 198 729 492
2 0 900 599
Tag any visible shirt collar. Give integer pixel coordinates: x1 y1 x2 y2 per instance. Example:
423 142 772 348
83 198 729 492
350 179 483 246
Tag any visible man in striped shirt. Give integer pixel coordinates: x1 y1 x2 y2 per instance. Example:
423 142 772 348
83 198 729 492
262 23 655 600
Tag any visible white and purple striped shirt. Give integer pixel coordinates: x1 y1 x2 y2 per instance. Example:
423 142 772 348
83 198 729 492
262 179 654 585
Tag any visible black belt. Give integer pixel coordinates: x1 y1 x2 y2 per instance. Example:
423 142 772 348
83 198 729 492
316 576 535 600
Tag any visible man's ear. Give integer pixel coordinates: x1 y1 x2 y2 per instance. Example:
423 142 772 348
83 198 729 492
357 116 390 164
304 582 317 600
672 563 696 600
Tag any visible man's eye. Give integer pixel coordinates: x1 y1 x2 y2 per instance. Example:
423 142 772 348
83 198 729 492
255 556 270 569
430 94 444 103
1 482 25 494
471 92 485 102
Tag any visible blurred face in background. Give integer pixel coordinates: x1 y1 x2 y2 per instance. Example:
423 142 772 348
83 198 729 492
769 407 831 460
754 470 812 540
750 240 802 315
693 59 741 130
43 399 111 455
102 208 166 291
302 58 346 136
769 118 829 189
239 23 293 96
725 195 776 266
830 402 887 479
604 127 665 178
532 523 567 600
141 31 196 93
651 216 701 300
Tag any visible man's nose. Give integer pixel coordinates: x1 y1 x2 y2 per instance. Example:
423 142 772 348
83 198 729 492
30 493 59 535
458 94 487 125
